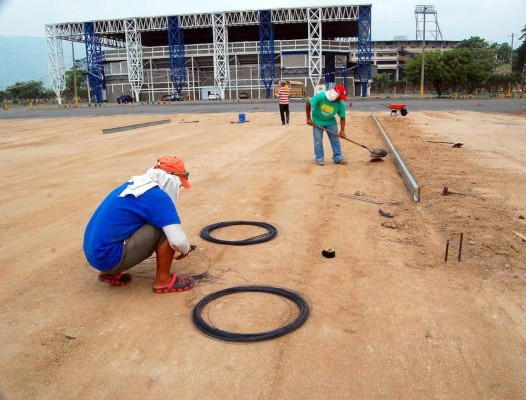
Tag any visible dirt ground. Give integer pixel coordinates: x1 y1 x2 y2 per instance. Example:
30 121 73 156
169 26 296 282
0 106 525 400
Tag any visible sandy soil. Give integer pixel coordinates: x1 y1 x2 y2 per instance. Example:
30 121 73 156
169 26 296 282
0 108 525 400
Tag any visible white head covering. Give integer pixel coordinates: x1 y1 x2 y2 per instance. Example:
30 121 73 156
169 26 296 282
146 167 182 204
118 167 182 205
325 88 339 102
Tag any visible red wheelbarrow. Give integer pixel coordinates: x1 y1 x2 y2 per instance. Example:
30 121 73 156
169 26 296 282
383 103 408 116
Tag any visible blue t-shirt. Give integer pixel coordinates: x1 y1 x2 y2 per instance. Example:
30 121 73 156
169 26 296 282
83 182 180 271
309 91 346 126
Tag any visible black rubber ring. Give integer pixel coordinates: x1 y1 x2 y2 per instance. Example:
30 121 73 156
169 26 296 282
192 285 310 342
200 221 277 245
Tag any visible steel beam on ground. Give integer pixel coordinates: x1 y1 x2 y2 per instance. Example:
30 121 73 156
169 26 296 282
371 114 420 202
102 119 171 134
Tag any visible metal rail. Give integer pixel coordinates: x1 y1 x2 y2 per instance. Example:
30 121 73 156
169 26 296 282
371 114 420 202
102 119 171 134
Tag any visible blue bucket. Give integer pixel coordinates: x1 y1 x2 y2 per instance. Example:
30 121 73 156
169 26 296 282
238 113 246 123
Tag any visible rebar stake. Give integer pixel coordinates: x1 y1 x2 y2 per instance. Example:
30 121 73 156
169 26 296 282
458 233 464 261
445 239 450 262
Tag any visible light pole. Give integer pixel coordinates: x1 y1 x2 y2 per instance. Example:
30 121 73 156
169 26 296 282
508 33 515 97
509 33 515 73
420 9 427 99
415 5 440 99
71 40 78 107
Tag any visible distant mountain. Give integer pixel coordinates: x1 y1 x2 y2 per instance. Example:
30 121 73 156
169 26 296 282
0 36 82 90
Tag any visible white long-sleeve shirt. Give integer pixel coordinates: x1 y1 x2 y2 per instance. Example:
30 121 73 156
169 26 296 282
163 223 190 254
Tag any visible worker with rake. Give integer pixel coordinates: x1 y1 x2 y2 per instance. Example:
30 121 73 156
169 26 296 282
83 156 195 294
306 84 348 166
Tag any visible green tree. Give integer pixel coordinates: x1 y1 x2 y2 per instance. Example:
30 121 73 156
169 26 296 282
494 43 512 65
404 48 491 96
62 61 88 101
43 88 55 99
457 37 493 57
458 33 526 91
515 25 526 75
372 72 392 94
393 78 408 94
485 73 509 92
0 90 9 102
6 80 47 101
458 37 500 71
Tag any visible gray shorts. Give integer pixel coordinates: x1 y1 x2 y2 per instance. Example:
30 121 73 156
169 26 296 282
105 223 167 275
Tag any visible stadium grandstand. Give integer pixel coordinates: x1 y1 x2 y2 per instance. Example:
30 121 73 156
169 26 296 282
45 4 458 104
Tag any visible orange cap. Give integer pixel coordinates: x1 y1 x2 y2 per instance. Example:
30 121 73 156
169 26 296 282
154 156 190 189
334 84 347 100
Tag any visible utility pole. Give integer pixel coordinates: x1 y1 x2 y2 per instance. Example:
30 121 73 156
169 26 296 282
508 33 515 97
71 40 78 107
420 9 427 99
509 33 515 73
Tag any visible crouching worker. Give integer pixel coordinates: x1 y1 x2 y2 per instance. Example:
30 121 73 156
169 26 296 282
83 156 195 294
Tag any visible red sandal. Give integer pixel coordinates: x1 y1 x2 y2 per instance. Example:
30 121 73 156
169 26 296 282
97 272 132 286
153 274 194 294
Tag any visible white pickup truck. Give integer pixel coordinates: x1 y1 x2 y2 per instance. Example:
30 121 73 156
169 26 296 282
208 93 221 100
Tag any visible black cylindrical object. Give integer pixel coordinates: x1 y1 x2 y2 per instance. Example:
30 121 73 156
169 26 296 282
458 233 464 261
322 248 335 258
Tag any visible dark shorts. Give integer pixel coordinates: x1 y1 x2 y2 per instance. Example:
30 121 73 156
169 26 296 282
104 223 166 275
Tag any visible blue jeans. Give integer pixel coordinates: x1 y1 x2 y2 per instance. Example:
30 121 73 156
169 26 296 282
313 123 344 163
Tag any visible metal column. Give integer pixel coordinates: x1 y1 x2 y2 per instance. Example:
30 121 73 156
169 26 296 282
124 18 144 101
45 25 66 105
324 54 335 89
212 13 229 99
335 57 349 90
259 10 275 99
357 5 372 97
307 8 323 90
168 16 186 97
83 22 105 103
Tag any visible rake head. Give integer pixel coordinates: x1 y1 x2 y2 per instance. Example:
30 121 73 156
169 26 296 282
370 148 388 158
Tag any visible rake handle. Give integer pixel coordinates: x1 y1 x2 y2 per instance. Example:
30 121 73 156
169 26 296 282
312 124 373 152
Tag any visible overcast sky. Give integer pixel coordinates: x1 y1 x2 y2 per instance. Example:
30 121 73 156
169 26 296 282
0 0 524 44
